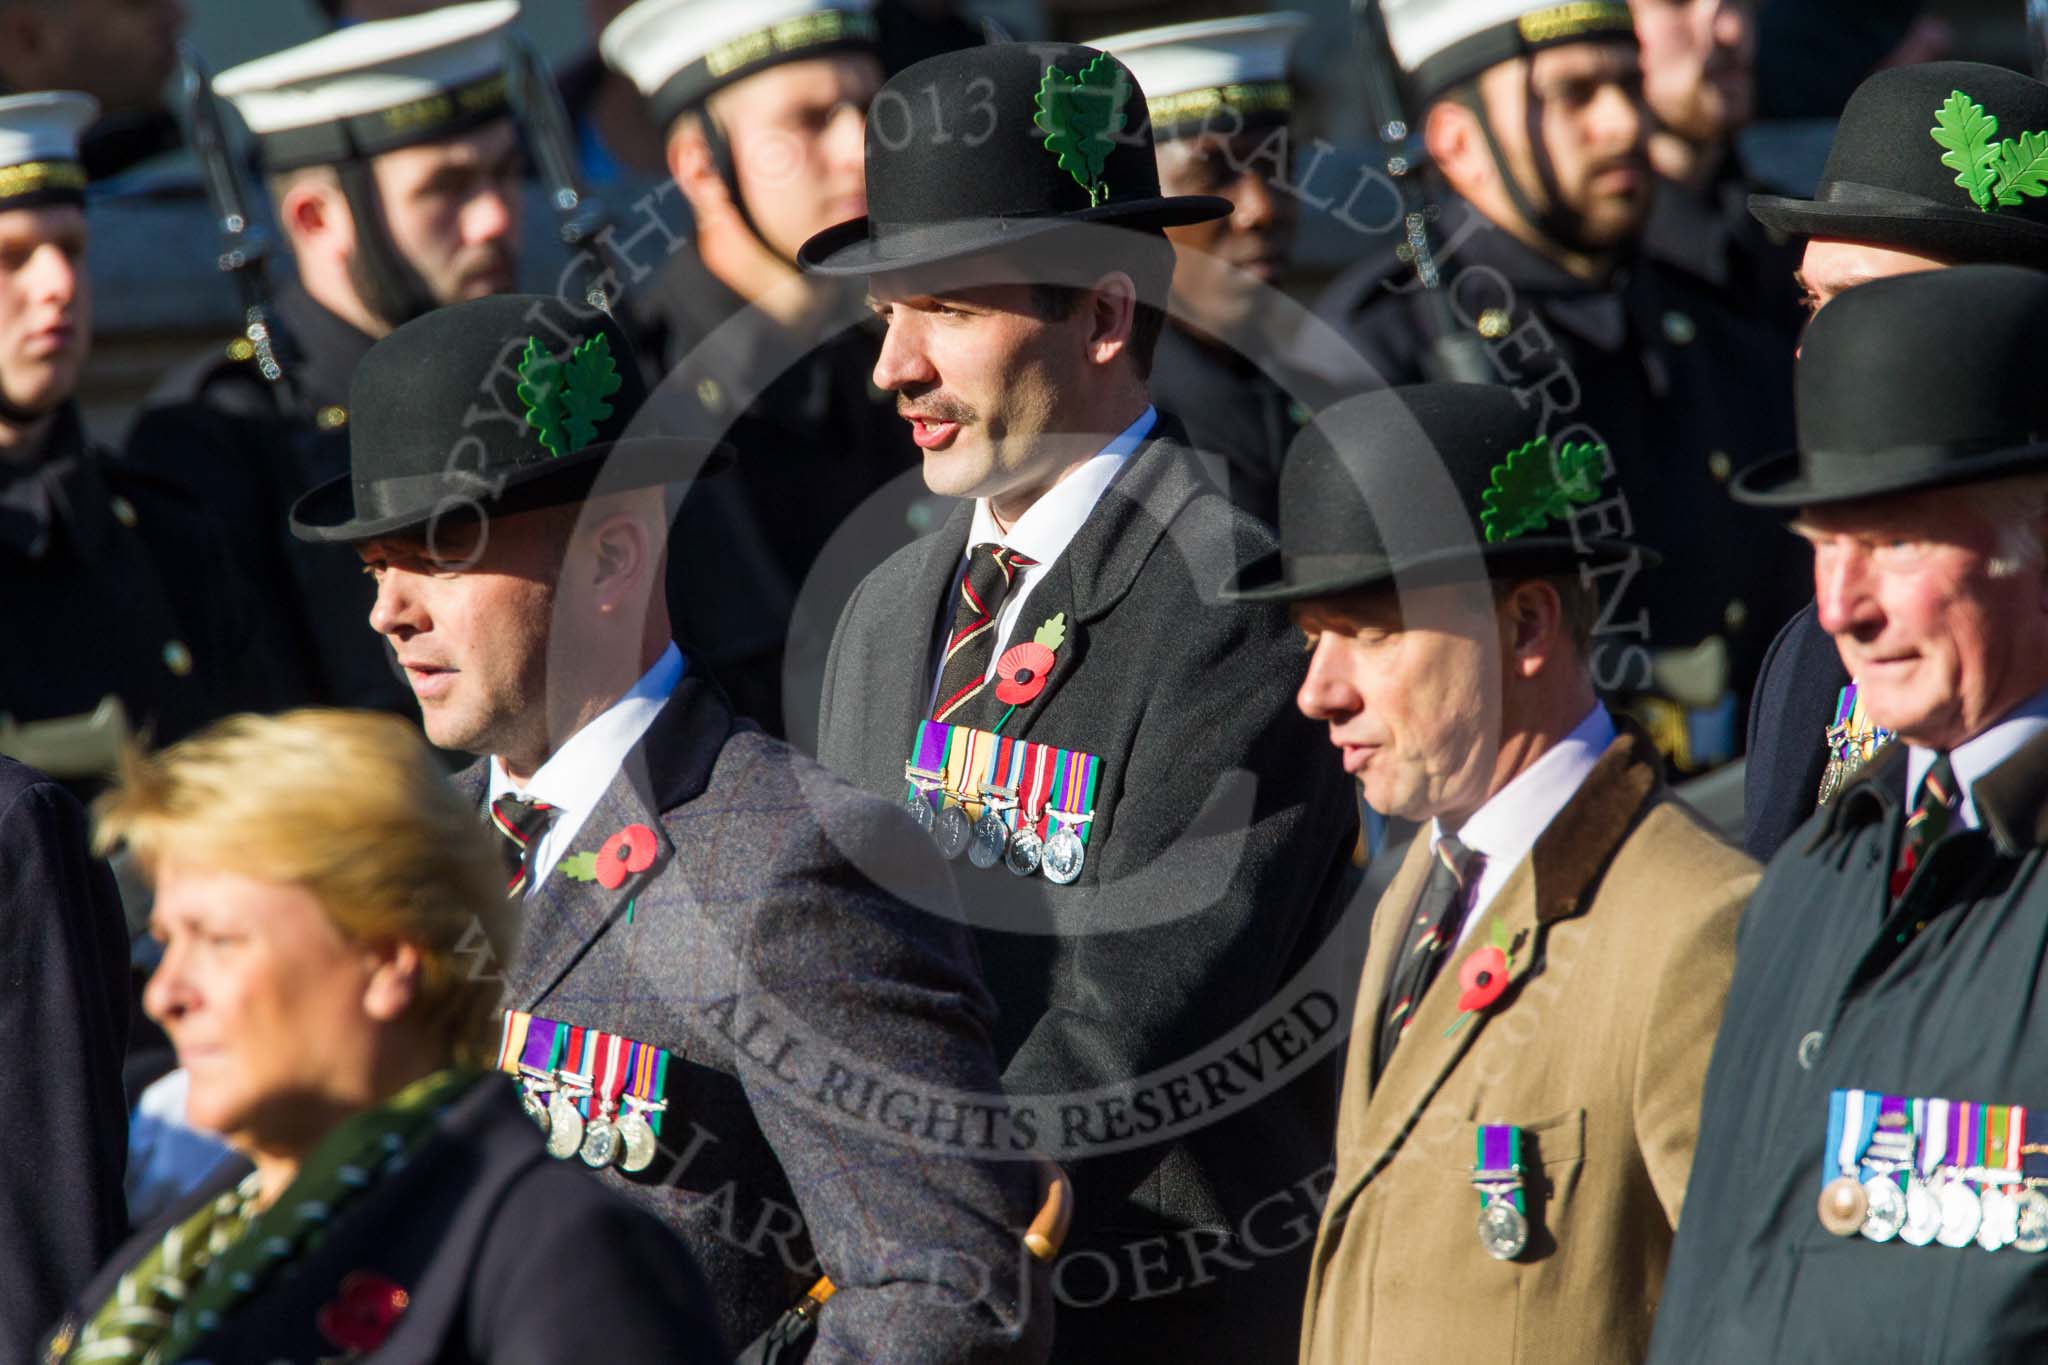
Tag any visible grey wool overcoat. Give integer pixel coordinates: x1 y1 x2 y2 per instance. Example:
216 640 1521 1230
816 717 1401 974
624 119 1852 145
456 671 1053 1363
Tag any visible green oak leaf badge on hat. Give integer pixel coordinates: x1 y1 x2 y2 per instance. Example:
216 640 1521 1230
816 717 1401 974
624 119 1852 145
1479 436 1608 544
1931 90 2048 211
1035 53 1129 207
517 332 623 456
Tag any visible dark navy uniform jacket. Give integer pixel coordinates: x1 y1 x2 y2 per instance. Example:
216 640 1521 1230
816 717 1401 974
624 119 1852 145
120 284 414 719
1299 193 1806 759
1 403 278 748
1148 321 1302 529
631 247 919 740
1649 729 2048 1364
0 760 128 1362
1743 598 1853 860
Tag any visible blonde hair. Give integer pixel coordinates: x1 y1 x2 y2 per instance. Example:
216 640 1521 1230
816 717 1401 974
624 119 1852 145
94 709 515 1067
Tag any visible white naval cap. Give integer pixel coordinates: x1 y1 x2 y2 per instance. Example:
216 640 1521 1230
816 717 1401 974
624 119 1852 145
1090 13 1309 142
600 0 879 131
214 0 519 172
0 92 97 208
1385 0 1636 104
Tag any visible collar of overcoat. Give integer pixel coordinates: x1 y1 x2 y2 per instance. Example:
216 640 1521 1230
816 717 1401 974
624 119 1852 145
1345 725 1663 1173
1819 724 2048 857
873 414 1216 746
453 669 738 1012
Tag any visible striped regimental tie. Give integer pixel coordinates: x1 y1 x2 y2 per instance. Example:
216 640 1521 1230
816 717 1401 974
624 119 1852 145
1373 833 1481 1079
1891 751 1959 901
490 794 557 898
931 542 1037 727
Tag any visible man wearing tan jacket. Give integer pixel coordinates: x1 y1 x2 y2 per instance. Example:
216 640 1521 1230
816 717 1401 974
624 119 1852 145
1226 382 1758 1364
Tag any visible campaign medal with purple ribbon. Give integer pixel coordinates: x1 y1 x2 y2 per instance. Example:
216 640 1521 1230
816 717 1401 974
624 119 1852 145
1470 1124 1528 1260
1937 1101 1984 1248
903 722 950 834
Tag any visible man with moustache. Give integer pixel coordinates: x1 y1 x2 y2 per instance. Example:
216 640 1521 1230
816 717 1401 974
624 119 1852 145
1093 14 1310 527
603 0 915 738
805 42 1357 1361
1301 0 1801 775
122 4 525 718
1232 381 1754 1365
293 291 1053 1361
1732 62 2048 861
1646 265 2048 1364
0 92 273 767
1630 0 1799 331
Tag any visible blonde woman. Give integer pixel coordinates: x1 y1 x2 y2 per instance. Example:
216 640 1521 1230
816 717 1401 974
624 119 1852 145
44 711 723 1364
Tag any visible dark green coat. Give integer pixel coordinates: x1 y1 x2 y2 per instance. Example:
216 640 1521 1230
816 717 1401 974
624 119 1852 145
1650 728 2048 1363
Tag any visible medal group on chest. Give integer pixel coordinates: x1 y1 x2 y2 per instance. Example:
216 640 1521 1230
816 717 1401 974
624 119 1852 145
497 1012 671 1174
1819 682 1897 805
1819 1089 2048 1252
903 720 1102 884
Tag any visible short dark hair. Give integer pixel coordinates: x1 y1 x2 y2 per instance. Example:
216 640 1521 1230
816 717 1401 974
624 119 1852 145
1023 228 1175 380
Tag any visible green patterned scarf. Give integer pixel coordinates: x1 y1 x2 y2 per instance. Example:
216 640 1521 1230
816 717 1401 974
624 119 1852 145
54 1066 483 1365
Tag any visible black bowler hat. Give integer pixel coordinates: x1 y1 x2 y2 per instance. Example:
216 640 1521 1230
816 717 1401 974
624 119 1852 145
291 294 725 544
797 42 1230 276
1224 384 1647 604
1749 62 2048 262
1732 265 2048 507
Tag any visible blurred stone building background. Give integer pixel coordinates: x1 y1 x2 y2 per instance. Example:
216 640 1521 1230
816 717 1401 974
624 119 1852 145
84 0 2033 437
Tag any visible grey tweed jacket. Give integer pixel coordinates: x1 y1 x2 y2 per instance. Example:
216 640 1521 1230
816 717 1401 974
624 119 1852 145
815 421 1359 1361
455 674 1052 1362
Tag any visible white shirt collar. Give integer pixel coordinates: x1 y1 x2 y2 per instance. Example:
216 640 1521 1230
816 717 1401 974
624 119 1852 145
1432 703 1617 946
486 642 684 890
1905 685 2048 829
965 405 1156 563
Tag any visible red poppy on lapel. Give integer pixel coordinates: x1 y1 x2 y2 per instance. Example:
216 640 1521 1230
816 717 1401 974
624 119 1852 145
316 1270 410 1355
1456 945 1510 1014
994 641 1056 705
596 823 658 889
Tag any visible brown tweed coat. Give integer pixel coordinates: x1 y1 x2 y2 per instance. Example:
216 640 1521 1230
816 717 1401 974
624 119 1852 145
1299 731 1758 1365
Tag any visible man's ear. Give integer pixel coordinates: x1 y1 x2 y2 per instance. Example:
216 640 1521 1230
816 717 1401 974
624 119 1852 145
1425 95 1490 201
1084 271 1138 369
280 174 352 257
667 115 736 222
1499 579 1566 679
588 512 656 614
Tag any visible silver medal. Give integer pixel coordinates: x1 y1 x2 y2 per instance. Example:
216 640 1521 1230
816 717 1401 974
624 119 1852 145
968 807 1010 869
1861 1178 1907 1242
2013 1189 2048 1253
545 1091 586 1161
1005 828 1043 877
1979 1187 2019 1251
520 1086 552 1135
580 1115 620 1169
905 790 935 833
931 804 972 860
1476 1197 1528 1260
1041 826 1085 885
617 1110 657 1174
1936 1179 1983 1249
1902 1179 1943 1246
